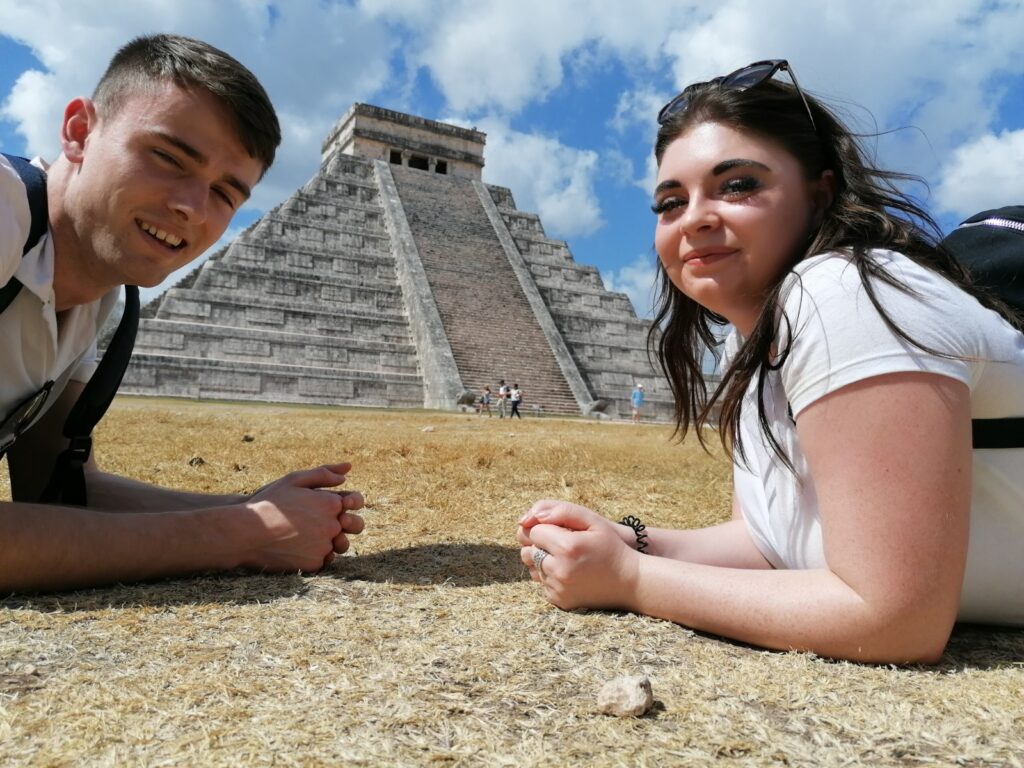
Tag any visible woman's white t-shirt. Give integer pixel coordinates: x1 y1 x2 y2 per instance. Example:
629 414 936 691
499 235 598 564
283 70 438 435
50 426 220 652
730 249 1024 625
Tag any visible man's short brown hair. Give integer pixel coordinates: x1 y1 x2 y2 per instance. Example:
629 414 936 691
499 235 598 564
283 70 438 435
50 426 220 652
92 33 280 176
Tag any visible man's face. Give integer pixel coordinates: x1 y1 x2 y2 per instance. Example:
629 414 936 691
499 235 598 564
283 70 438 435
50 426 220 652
64 81 264 288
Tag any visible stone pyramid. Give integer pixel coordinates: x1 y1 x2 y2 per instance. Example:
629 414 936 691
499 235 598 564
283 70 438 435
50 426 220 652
121 104 670 419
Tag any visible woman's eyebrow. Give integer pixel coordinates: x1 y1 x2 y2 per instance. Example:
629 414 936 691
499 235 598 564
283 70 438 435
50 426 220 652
654 179 682 196
713 158 771 175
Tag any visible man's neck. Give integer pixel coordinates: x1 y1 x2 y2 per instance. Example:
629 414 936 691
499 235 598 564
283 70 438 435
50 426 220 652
46 160 117 312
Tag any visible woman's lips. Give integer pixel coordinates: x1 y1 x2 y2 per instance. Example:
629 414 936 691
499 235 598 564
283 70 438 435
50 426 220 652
683 247 738 265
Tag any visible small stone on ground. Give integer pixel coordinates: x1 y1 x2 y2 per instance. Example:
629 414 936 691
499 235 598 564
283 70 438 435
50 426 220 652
597 674 654 717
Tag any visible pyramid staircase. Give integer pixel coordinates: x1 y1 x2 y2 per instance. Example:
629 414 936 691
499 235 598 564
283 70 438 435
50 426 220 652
389 165 581 415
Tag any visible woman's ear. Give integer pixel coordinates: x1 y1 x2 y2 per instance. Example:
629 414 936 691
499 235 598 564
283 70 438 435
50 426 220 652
60 97 98 164
813 169 837 216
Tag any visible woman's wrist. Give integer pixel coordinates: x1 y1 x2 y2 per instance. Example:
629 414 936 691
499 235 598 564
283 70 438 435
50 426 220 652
618 515 650 554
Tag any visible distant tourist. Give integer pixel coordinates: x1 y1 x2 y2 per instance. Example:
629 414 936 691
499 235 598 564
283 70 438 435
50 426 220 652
630 383 645 423
0 34 364 593
479 386 493 417
518 60 1024 664
497 379 509 418
509 384 523 419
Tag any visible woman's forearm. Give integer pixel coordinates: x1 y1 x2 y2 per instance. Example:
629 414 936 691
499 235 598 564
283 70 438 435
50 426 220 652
627 556 952 664
643 519 773 569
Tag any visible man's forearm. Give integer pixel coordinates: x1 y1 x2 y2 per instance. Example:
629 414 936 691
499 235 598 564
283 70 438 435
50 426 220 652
0 501 246 593
85 469 247 511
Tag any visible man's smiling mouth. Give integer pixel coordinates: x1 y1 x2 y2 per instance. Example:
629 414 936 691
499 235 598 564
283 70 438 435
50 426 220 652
138 219 185 249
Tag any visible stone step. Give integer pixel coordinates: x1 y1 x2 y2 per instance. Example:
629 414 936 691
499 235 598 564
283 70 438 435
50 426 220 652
122 354 424 408
391 165 581 414
132 319 419 373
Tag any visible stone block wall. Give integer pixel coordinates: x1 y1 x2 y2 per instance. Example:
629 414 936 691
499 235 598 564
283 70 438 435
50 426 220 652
486 185 673 421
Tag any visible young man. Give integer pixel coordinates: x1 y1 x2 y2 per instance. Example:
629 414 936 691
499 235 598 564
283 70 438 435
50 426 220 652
0 34 364 593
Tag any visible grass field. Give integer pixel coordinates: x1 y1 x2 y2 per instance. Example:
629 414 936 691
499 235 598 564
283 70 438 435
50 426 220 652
1 397 1022 767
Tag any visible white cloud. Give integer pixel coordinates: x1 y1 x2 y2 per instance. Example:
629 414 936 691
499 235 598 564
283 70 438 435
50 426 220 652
473 117 605 239
604 253 659 318
609 87 666 135
366 0 696 115
934 129 1024 218
659 0 1024 185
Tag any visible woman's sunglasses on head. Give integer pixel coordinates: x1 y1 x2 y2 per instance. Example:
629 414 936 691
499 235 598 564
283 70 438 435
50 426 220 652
657 59 816 131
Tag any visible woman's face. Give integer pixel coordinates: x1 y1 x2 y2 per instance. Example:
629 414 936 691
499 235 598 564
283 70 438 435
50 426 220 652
653 120 832 335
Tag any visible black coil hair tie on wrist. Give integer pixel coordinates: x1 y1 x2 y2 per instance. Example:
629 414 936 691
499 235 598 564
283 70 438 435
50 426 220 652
619 515 649 554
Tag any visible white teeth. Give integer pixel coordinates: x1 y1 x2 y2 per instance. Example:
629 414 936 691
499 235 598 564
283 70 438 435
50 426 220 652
139 220 183 248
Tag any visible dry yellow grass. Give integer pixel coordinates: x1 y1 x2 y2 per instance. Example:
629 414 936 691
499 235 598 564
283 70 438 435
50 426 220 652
1 397 1022 767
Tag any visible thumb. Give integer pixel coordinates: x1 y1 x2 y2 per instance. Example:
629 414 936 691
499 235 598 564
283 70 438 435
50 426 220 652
289 464 350 490
519 500 598 532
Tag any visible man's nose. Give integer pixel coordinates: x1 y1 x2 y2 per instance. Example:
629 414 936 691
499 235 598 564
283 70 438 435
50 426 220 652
169 178 209 224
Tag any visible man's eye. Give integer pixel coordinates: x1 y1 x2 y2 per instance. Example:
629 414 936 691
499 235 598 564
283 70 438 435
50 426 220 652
213 188 236 209
153 149 182 168
651 197 686 215
722 177 760 196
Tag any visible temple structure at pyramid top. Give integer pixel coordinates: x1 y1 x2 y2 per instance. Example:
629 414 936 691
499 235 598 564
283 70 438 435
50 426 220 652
322 103 486 179
121 103 672 420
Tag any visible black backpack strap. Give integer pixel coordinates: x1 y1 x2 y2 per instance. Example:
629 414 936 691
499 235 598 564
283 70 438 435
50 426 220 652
1 153 48 313
943 207 1024 450
39 285 140 506
973 418 1024 450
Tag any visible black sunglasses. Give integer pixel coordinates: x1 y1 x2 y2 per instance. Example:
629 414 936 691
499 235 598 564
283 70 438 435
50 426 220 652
657 59 816 131
0 380 53 457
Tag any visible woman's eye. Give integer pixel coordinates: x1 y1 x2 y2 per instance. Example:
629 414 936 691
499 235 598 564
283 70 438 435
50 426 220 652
651 197 686 215
722 176 760 196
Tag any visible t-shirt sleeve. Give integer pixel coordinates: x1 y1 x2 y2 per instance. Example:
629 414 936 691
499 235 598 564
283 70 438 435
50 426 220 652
0 157 29 284
778 252 973 417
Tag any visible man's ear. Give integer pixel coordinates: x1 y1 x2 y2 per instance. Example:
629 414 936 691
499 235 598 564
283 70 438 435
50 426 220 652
60 97 98 164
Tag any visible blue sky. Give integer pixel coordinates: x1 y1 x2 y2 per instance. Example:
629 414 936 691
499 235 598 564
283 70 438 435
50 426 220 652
1 0 1022 313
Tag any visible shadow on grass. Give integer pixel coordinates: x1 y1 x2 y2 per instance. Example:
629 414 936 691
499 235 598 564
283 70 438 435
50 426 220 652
936 623 1024 671
336 542 525 587
0 544 526 612
0 571 310 611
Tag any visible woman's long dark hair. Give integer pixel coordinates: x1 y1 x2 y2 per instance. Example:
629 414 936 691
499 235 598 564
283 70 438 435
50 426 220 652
648 79 1020 467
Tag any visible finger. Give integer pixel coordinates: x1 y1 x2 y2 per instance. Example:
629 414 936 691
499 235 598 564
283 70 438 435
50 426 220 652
322 551 336 569
289 465 350 490
339 511 365 534
516 525 533 547
337 490 365 511
519 548 542 582
524 501 597 532
518 499 561 529
528 523 580 555
332 532 350 554
322 462 354 475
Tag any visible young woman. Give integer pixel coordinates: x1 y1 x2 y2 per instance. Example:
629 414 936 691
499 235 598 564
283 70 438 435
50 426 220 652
518 60 1024 664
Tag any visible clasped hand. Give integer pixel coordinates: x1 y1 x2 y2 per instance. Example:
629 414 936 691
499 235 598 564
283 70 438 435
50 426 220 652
517 500 640 611
242 462 365 573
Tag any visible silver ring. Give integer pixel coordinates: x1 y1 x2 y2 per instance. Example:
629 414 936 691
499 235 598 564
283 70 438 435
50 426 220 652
532 547 549 578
